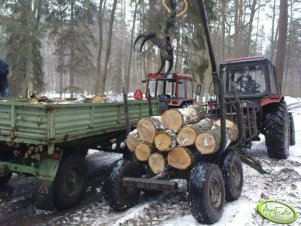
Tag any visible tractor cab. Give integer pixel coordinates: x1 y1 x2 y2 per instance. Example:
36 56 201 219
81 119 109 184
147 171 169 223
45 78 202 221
144 73 195 112
220 56 280 106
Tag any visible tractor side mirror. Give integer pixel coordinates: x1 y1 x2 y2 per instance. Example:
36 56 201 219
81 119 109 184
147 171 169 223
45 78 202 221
196 84 202 96
141 80 147 83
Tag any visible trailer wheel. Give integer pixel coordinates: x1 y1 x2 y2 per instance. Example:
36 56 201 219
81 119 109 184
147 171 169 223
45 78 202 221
188 163 225 224
0 173 12 188
221 152 243 201
53 154 88 209
0 153 13 188
264 102 289 159
103 159 143 211
289 113 296 146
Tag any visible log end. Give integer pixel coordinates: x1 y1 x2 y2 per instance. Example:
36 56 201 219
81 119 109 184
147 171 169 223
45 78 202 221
154 132 172 152
167 146 193 170
195 133 217 154
135 142 153 162
161 109 183 131
177 126 198 146
137 118 157 143
148 153 165 174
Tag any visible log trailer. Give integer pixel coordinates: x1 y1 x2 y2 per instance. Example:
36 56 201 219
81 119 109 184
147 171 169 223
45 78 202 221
0 99 159 210
102 0 295 224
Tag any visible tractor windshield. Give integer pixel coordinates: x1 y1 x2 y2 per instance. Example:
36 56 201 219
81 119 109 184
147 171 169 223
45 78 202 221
223 64 267 97
148 79 175 98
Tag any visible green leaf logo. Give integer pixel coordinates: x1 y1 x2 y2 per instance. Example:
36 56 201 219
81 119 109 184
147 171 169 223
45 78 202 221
257 200 298 224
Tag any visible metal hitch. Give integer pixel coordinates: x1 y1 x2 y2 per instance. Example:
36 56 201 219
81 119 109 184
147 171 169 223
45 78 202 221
122 177 178 191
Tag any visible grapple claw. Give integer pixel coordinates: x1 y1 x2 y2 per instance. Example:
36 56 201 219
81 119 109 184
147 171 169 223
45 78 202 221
166 58 174 75
156 59 166 75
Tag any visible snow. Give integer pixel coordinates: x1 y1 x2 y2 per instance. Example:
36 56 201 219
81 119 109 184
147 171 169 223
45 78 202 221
1 97 301 225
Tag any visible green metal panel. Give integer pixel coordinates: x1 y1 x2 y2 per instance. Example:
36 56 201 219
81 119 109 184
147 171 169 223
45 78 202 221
0 100 159 150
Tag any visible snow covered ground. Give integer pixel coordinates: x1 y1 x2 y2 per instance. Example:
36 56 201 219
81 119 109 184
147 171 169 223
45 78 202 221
0 97 300 226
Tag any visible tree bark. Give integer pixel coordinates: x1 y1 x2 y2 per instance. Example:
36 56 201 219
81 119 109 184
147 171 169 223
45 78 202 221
95 0 106 94
161 105 207 131
275 0 288 93
100 0 118 94
177 118 214 146
125 1 138 93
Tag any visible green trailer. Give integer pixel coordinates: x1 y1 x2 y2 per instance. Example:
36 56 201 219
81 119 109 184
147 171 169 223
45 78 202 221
0 99 159 210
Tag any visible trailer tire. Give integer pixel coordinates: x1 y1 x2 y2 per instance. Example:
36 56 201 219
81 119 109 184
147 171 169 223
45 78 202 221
188 163 225 224
264 102 290 159
0 173 12 188
103 159 143 211
53 154 88 209
0 153 12 188
289 113 296 146
221 152 243 201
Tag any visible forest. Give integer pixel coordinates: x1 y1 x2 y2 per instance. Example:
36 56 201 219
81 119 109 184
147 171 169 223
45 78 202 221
0 0 300 98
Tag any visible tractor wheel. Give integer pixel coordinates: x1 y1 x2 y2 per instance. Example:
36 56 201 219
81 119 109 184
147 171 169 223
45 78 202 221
53 154 88 209
221 152 243 201
264 102 290 159
188 163 225 224
289 113 296 146
103 159 143 211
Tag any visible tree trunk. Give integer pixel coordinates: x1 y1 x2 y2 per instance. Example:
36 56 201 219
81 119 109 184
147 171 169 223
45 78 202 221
125 1 138 93
215 119 239 146
154 130 177 152
177 118 214 146
275 0 288 93
161 105 207 131
95 0 106 94
245 0 257 56
137 116 162 143
135 142 154 162
167 146 198 170
100 0 118 94
148 153 166 174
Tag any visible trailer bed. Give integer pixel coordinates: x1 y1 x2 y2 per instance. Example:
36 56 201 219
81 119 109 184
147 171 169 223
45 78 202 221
0 100 159 153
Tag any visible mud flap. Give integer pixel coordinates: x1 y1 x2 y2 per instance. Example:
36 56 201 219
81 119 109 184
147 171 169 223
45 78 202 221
35 180 55 210
35 156 62 210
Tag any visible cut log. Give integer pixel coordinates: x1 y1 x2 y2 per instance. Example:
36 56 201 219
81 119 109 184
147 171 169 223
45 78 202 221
167 146 197 170
126 129 140 152
137 116 162 143
134 142 154 162
214 119 239 145
177 118 214 146
148 153 166 174
195 126 221 155
161 105 207 131
154 130 177 152
92 95 105 103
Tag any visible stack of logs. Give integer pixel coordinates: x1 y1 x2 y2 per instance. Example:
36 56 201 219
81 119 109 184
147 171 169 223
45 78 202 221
126 105 239 174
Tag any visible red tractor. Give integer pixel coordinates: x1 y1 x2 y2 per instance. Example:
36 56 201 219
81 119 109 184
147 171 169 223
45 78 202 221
142 73 199 112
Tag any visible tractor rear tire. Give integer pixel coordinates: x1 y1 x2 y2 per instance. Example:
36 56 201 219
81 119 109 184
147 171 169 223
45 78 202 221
264 102 290 159
289 113 296 146
188 163 225 224
103 159 143 211
221 152 243 201
53 154 88 209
